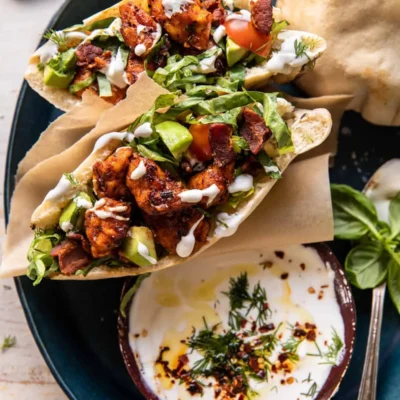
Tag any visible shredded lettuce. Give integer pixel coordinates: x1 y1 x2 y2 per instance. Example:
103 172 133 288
271 20 289 38
97 73 112 97
27 230 63 286
186 107 242 129
137 144 178 165
75 255 122 277
227 188 255 209
257 150 282 179
69 72 97 94
85 17 117 32
120 274 151 318
232 136 250 153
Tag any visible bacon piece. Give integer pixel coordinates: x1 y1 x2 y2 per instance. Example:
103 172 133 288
66 232 91 254
188 162 234 207
84 198 132 258
120 2 159 51
209 123 236 167
241 156 263 177
50 240 91 276
126 154 189 215
240 107 271 154
202 0 226 25
250 0 273 35
143 208 210 254
93 147 133 200
76 43 111 69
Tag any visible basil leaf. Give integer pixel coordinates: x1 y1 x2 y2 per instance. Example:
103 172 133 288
120 274 151 318
85 17 116 32
263 94 293 151
389 192 400 239
137 144 178 165
97 73 112 97
331 184 379 240
388 257 400 313
345 243 387 289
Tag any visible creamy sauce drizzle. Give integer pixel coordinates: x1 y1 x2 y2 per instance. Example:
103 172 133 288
178 184 220 205
225 9 251 22
190 48 222 74
228 174 253 194
130 161 147 180
100 47 129 88
90 199 129 221
162 0 194 18
214 212 242 238
176 216 204 258
129 246 345 400
84 18 122 43
135 44 147 56
92 132 135 153
61 221 73 233
138 242 157 265
74 197 92 209
133 122 153 138
44 176 72 201
212 25 226 44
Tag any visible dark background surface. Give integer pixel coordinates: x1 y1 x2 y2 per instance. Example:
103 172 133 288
5 0 400 399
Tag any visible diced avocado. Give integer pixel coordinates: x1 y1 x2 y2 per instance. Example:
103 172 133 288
155 121 193 160
59 192 92 232
226 37 249 67
121 227 158 268
69 72 97 94
44 48 77 89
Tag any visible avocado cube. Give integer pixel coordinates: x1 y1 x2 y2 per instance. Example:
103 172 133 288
121 227 158 267
59 192 92 232
226 37 249 67
44 65 75 88
155 121 193 160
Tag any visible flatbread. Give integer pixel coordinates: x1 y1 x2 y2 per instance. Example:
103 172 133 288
277 0 400 126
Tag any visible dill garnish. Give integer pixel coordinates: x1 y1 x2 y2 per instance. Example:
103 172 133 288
1 335 16 351
44 29 67 49
294 39 309 59
301 381 318 398
302 372 312 383
63 172 78 188
307 327 343 365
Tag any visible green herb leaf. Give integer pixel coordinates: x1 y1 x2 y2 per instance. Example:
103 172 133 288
43 29 67 49
69 72 97 94
389 193 400 239
345 243 387 289
294 39 309 59
271 20 289 38
137 144 178 165
1 335 16 351
331 184 379 240
227 188 254 209
258 150 281 179
63 172 78 187
232 136 250 153
120 274 151 318
187 107 242 129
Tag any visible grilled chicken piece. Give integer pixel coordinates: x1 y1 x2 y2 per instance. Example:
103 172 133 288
85 198 132 258
150 0 212 50
93 147 133 200
240 107 271 154
125 52 145 84
188 162 235 207
126 154 189 215
144 208 210 254
209 123 236 167
50 240 91 275
201 0 226 25
120 2 160 53
250 0 273 35
75 43 111 69
70 68 98 99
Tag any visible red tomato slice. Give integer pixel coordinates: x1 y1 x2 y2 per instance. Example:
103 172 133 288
189 124 213 162
224 19 272 58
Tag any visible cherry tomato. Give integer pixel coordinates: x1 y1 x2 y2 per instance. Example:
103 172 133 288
224 19 272 58
188 124 213 162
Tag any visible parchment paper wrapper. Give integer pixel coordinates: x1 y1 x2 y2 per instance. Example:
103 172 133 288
1 74 333 279
277 0 400 126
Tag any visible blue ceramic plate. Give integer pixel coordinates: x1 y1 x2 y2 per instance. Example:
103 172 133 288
5 0 400 399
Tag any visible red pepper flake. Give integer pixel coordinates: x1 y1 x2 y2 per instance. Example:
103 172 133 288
300 263 306 270
306 330 316 341
318 290 324 300
288 259 292 263
293 329 306 338
280 379 286 385
281 273 289 280
321 284 329 288
134 333 140 338
142 329 148 337
261 261 273 269
278 353 289 362
259 323 275 333
240 318 248 329
305 323 316 330
287 377 295 384
308 287 316 294
275 251 285 259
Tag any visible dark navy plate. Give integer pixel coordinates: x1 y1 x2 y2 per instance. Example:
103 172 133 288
5 0 400 399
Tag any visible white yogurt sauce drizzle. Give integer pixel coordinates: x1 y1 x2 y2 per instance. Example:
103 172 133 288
162 0 194 18
212 25 226 44
214 212 242 238
138 242 157 265
44 175 72 201
92 132 135 153
74 197 93 209
190 47 222 74
90 199 129 221
176 216 204 258
135 43 147 56
264 165 280 174
225 9 251 22
178 184 220 206
85 18 122 43
61 221 73 233
133 122 153 138
128 245 346 400
228 174 253 194
100 47 129 88
130 161 147 180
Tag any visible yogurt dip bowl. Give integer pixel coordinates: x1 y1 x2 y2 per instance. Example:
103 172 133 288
118 243 355 400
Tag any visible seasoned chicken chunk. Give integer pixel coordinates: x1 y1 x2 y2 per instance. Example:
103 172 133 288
120 2 160 53
144 208 210 254
70 68 98 99
125 52 145 84
150 0 212 50
188 162 235 207
85 198 132 258
93 147 133 200
126 154 189 215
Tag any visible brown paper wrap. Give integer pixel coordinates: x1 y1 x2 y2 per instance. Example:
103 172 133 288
277 0 400 126
1 74 334 280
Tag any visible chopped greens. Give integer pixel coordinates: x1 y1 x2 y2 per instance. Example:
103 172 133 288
97 73 112 97
43 29 67 49
1 335 16 351
63 172 78 187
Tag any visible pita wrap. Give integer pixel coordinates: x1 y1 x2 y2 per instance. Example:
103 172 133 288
26 0 326 111
25 100 331 280
277 0 400 126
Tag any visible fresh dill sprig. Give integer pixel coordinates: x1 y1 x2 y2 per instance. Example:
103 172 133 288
44 29 67 48
294 39 309 59
63 172 78 188
321 327 344 365
1 335 16 351
302 372 312 383
301 381 318 398
270 386 278 393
